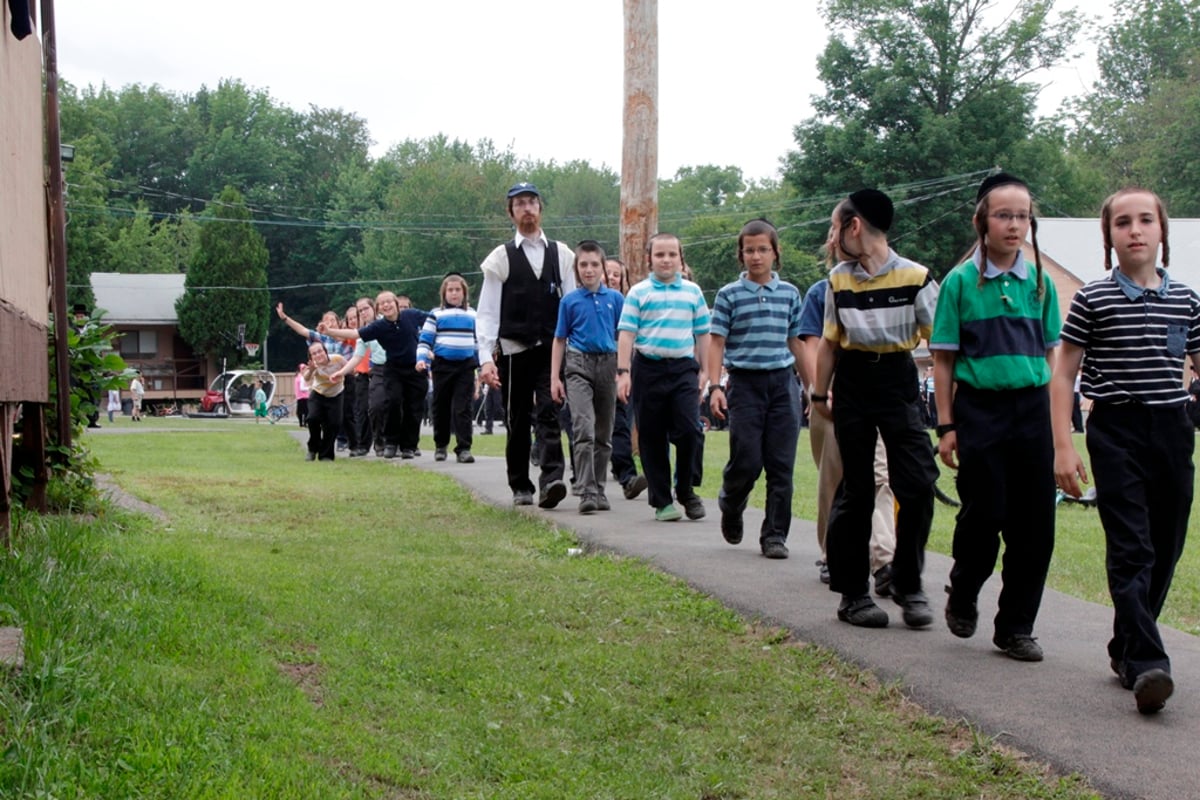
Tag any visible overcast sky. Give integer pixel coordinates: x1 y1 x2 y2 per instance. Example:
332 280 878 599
51 1 1100 184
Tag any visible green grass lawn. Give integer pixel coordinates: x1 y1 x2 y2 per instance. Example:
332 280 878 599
0 417 1127 797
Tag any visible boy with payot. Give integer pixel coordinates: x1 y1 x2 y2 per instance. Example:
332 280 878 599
707 218 805 558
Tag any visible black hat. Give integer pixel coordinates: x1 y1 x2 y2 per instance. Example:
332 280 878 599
976 172 1028 203
506 181 540 199
848 189 894 233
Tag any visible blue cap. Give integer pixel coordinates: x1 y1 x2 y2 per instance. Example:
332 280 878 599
506 182 540 198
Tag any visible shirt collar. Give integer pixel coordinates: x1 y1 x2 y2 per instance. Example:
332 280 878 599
739 271 780 291
844 249 900 282
649 272 683 289
973 246 1028 280
1112 266 1171 300
513 230 548 249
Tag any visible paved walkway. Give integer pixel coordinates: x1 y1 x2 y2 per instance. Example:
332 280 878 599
397 446 1197 800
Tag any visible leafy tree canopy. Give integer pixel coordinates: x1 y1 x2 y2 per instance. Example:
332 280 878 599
785 0 1089 276
175 187 270 365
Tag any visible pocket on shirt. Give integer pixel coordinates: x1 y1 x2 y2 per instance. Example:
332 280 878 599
1167 323 1187 358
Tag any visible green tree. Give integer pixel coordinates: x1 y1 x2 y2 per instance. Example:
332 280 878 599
176 187 270 365
784 0 1088 276
1068 0 1200 212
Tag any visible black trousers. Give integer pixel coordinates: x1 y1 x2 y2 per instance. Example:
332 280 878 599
947 385 1055 637
719 367 800 544
630 353 702 509
350 373 370 450
383 363 426 451
827 352 937 598
431 359 476 453
498 345 564 494
368 369 388 451
307 391 344 461
339 372 358 449
611 398 637 486
1088 402 1193 682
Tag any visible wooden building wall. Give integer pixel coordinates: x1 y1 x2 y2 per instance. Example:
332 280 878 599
0 16 50 403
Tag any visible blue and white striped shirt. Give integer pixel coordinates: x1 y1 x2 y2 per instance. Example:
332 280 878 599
417 306 479 367
710 272 803 370
618 273 710 359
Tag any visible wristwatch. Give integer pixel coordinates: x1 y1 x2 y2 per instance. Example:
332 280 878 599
809 394 828 404
616 368 630 376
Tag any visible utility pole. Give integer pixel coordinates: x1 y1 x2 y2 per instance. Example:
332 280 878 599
621 0 658 284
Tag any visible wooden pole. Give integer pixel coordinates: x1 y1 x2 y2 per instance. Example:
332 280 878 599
42 0 73 456
620 0 658 284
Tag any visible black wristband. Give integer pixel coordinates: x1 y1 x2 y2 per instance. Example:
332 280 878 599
936 423 956 437
616 368 630 376
810 394 828 404
710 385 724 392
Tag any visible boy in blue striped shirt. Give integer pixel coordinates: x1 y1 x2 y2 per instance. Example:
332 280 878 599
707 219 805 558
617 234 711 522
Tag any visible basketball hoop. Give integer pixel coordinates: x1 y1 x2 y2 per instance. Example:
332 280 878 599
244 342 260 358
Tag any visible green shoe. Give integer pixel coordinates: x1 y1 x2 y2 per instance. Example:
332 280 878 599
655 504 683 522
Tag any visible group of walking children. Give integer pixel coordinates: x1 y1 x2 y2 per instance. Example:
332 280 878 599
810 173 1195 717
268 177 1198 717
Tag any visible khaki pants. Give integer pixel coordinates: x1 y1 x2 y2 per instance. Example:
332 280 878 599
809 409 896 572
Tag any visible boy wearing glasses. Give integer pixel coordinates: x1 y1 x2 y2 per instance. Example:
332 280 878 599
706 219 806 558
930 173 1061 662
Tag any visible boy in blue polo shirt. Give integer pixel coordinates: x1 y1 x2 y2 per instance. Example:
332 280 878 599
707 219 805 558
551 241 624 513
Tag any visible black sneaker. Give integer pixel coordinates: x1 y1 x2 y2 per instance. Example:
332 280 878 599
539 480 567 509
762 540 789 559
1111 658 1133 689
815 559 830 584
873 563 893 597
622 474 648 500
578 495 599 514
837 594 889 628
400 449 416 459
513 491 534 507
944 586 978 638
721 512 744 545
1132 668 1174 714
305 451 317 462
434 448 448 461
680 495 706 520
456 450 475 463
895 591 934 629
596 493 611 511
994 633 1044 662
383 445 398 459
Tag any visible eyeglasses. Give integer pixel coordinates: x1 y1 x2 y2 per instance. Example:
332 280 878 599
990 212 1031 224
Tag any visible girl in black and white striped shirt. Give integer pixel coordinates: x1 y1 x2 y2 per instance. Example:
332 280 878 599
1051 188 1200 716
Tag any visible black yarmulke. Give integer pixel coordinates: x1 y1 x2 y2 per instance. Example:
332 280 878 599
848 189 894 233
976 172 1028 203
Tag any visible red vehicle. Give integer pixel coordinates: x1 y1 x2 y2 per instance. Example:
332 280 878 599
196 370 276 417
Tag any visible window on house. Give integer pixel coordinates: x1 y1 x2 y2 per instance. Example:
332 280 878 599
118 330 158 359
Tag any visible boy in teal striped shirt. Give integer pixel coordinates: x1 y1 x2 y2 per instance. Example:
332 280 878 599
616 234 711 522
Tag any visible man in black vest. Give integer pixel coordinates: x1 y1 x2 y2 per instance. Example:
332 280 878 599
478 183 577 507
